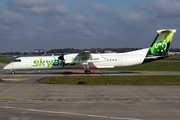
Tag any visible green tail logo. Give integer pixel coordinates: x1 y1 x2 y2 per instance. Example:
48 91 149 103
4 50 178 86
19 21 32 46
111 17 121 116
146 29 176 57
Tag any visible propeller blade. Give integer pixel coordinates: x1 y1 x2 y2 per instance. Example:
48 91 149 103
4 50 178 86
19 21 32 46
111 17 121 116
62 60 65 67
58 48 65 67
58 49 64 60
58 55 64 60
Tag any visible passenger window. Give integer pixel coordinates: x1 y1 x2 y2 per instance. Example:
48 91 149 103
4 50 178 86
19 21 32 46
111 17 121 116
107 59 109 61
112 59 114 61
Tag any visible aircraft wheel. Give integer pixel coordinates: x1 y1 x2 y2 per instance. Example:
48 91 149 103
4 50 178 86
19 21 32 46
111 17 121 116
11 71 15 75
86 70 91 75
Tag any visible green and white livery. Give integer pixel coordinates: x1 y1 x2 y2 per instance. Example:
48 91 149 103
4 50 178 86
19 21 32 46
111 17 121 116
144 29 176 63
4 29 176 75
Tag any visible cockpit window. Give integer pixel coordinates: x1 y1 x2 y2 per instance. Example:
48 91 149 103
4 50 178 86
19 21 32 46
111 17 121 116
13 59 21 62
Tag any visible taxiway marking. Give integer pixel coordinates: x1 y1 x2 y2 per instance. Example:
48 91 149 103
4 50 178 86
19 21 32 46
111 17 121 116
2 78 27 81
2 70 36 81
96 70 107 76
14 70 36 77
0 106 143 120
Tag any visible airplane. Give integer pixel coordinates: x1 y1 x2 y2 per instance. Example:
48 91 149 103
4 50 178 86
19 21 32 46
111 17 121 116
3 29 176 75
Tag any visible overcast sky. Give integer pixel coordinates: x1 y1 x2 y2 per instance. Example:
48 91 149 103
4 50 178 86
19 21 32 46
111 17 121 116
0 0 180 52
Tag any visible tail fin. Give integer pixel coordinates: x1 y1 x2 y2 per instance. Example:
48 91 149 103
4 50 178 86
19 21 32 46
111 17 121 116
146 29 176 58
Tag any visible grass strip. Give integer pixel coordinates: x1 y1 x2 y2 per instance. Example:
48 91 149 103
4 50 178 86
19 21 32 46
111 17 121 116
38 75 180 85
0 59 14 63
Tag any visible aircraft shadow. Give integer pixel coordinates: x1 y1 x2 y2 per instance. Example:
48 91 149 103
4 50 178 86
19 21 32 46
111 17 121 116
2 70 142 75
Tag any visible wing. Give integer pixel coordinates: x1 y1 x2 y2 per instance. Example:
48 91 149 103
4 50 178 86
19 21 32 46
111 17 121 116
77 51 91 57
77 51 106 63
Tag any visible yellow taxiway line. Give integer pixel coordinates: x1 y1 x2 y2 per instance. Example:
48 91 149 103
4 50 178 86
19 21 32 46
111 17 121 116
96 70 108 76
14 70 36 77
2 78 27 81
2 70 36 81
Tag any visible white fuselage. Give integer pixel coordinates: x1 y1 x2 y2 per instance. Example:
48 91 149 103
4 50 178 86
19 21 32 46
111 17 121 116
3 48 149 70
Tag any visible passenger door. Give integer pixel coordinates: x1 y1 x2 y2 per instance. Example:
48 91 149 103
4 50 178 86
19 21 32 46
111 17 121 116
118 56 122 66
26 58 32 68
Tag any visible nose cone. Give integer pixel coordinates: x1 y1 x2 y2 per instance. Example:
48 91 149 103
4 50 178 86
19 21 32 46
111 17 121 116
3 64 11 70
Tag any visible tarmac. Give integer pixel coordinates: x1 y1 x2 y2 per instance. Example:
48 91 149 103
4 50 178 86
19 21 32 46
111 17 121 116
1 63 180 120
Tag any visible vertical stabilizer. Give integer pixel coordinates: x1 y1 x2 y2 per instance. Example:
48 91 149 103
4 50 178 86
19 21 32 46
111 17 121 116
144 29 176 63
147 29 176 57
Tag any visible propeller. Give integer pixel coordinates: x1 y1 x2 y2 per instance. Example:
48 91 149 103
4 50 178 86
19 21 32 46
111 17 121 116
58 49 65 67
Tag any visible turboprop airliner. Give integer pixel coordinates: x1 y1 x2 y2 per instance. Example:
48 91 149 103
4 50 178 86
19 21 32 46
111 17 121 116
3 29 176 75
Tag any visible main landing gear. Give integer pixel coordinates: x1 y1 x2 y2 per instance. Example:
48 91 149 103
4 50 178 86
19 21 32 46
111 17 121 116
82 63 91 75
85 69 91 75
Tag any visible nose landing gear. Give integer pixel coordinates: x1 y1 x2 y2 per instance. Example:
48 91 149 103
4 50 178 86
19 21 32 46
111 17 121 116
11 70 15 74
